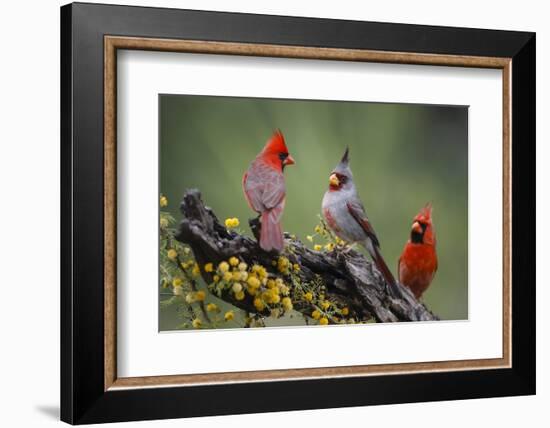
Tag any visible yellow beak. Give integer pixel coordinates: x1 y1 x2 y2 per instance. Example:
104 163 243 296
329 173 340 187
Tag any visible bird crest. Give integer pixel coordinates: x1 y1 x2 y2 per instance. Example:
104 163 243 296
415 203 433 223
262 129 289 156
332 146 352 177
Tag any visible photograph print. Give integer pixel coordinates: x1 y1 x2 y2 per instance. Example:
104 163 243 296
159 94 468 331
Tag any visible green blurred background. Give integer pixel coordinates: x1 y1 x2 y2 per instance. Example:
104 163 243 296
159 94 468 328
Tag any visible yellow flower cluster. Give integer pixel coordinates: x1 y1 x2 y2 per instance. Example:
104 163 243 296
324 243 335 252
224 218 240 228
160 195 168 207
208 257 294 317
307 219 346 253
167 249 178 260
206 303 219 312
185 290 206 303
160 217 169 228
277 256 290 274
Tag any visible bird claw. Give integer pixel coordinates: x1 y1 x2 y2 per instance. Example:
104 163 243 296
248 216 261 242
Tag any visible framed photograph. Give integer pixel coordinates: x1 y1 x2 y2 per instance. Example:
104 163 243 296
61 2 535 424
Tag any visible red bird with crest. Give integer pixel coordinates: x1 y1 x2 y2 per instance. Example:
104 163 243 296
398 204 438 299
242 130 295 252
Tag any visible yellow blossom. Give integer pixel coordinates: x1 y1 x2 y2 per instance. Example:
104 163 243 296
232 282 243 294
206 303 219 312
324 243 335 252
225 218 240 228
341 307 349 316
232 271 241 281
277 256 290 273
247 276 261 289
314 225 322 234
312 310 321 320
266 279 276 289
271 294 281 304
195 290 206 301
224 311 234 321
192 318 202 328
239 271 248 281
172 277 183 287
229 256 239 267
160 218 169 228
253 265 267 279
173 286 183 296
314 244 322 251
204 263 214 273
235 290 245 301
185 293 194 303
191 264 200 277
304 292 313 302
160 195 168 207
293 264 300 272
259 269 268 279
306 235 314 242
238 262 248 271
218 261 230 273
282 297 293 311
213 275 220 283
279 284 290 295
321 301 330 310
319 317 329 325
254 298 266 311
223 272 233 282
167 249 178 260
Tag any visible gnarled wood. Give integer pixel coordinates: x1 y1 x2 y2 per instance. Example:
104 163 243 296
175 189 439 323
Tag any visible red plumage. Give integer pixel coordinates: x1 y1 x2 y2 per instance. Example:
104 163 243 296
398 204 438 299
242 130 294 252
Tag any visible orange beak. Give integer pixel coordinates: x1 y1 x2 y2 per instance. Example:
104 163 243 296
411 221 422 234
329 173 340 187
283 155 295 166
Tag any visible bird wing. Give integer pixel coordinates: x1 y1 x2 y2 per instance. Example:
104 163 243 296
346 200 381 248
243 163 286 213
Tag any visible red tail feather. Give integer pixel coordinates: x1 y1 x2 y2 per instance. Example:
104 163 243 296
372 247 399 296
260 210 284 252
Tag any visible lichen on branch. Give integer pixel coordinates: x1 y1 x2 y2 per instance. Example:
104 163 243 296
159 189 438 330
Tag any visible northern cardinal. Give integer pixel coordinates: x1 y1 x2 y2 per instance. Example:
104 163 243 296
242 130 295 252
322 148 399 296
398 204 438 299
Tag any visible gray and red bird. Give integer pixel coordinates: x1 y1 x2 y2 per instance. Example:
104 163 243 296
242 130 295 252
322 147 399 296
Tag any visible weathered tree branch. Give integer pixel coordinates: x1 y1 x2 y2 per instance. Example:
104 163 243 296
175 189 439 323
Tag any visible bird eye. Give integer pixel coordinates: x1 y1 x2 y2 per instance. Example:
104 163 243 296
278 153 288 161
